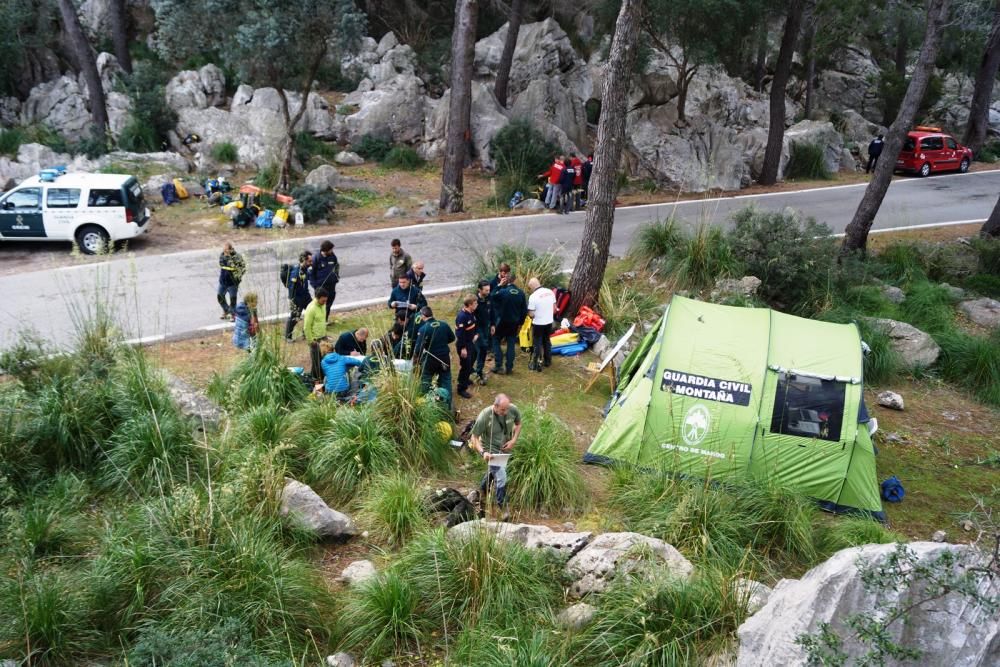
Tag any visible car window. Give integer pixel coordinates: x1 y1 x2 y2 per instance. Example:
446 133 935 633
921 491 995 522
4 188 41 209
903 137 916 151
921 136 943 151
87 188 124 207
46 188 81 209
945 137 957 150
769 371 846 442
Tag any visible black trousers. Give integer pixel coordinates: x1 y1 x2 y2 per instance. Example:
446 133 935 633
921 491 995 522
866 154 880 173
324 289 336 319
309 341 324 381
531 323 552 367
457 345 477 391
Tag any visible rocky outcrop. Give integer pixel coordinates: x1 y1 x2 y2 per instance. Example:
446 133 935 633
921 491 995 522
737 542 1000 666
735 578 772 616
279 479 356 539
421 82 510 164
864 318 941 368
813 46 881 120
565 532 693 597
165 65 227 111
784 120 844 175
958 298 1000 329
21 76 93 139
473 19 584 99
711 276 762 302
448 520 593 560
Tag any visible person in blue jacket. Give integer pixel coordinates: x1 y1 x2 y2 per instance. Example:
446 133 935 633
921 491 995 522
318 338 365 401
412 306 456 408
310 240 340 320
491 275 528 375
284 250 313 341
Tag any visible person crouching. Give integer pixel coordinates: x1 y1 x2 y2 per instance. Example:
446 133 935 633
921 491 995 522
316 337 366 402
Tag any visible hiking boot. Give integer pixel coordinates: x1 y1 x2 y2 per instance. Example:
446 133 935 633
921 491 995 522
492 367 503 375
220 313 229 320
527 361 538 371
459 389 473 399
476 373 488 386
467 489 480 505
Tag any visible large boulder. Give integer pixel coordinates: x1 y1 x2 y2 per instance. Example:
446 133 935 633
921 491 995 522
421 81 510 165
176 106 283 168
836 110 887 159
96 150 189 174
509 76 587 150
279 479 356 539
165 65 227 112
0 97 20 127
233 86 336 139
736 542 1000 666
784 119 845 175
336 71 428 145
21 75 92 140
565 532 693 597
958 298 1000 329
813 46 881 119
448 520 593 560
305 164 341 191
474 19 583 99
864 318 941 368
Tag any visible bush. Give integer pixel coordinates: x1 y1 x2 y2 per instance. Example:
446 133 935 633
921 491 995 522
673 225 740 290
117 61 177 153
381 145 424 170
210 335 308 411
361 471 430 546
354 134 393 162
786 142 832 180
505 406 588 515
305 404 396 502
467 243 566 290
0 127 26 157
340 571 429 660
937 328 1000 407
294 131 337 165
372 370 453 474
289 184 335 223
727 208 838 315
210 142 238 163
632 217 683 265
253 162 280 190
488 119 560 201
977 137 1000 163
598 281 661 340
971 237 1000 275
128 618 285 667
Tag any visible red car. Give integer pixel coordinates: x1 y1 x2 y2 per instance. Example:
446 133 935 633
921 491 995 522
895 126 973 177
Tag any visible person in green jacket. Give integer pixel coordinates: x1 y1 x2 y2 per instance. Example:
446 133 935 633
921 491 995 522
304 288 330 380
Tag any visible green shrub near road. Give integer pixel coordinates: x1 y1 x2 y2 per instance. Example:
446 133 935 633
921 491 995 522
467 243 566 290
786 142 832 180
489 119 560 201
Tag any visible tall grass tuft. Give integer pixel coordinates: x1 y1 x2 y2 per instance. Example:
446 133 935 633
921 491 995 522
467 243 566 289
632 217 683 266
210 141 239 163
360 470 430 546
816 516 902 556
673 225 739 290
212 334 308 410
937 328 1000 406
855 318 903 385
785 142 832 180
899 281 955 336
305 404 396 502
505 406 588 515
340 570 429 660
598 281 662 339
372 370 453 474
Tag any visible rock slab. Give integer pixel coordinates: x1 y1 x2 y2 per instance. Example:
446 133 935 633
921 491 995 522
279 479 356 539
338 560 376 587
565 532 693 597
161 369 223 431
448 520 593 560
865 318 940 368
959 298 1000 328
876 391 905 411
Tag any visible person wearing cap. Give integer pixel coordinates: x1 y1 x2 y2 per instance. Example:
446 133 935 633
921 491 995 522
311 240 340 320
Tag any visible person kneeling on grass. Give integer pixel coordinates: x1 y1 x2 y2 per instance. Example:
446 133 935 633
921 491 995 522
469 393 521 522
231 292 259 352
316 337 365 402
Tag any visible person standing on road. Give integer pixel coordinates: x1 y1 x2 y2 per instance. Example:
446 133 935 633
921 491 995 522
412 306 456 407
539 155 564 209
310 240 339 320
526 278 555 372
405 261 427 289
469 393 522 522
216 242 246 320
284 251 313 342
582 154 594 205
491 275 527 375
559 157 576 214
389 239 413 287
304 288 330 381
866 134 884 174
473 280 493 384
455 295 478 399
388 274 427 355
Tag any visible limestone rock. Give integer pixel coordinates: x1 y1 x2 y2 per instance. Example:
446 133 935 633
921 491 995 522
176 106 282 168
784 119 845 175
836 110 887 158
877 390 905 411
305 164 340 191
334 151 364 166
864 318 940 368
591 335 611 359
421 81 510 165
338 560 376 587
940 283 966 300
448 520 593 561
932 530 947 542
711 276 762 302
337 75 428 145
383 206 406 218
376 31 399 58
813 46 881 119
96 151 190 174
556 602 597 630
166 65 226 112
279 479 356 539
881 285 906 304
326 653 357 667
736 542 1000 666
565 532 693 597
734 578 773 615
958 298 1000 328
161 369 223 431
514 197 546 211
509 76 587 151
21 75 92 140
416 200 437 218
474 19 583 99
0 96 20 126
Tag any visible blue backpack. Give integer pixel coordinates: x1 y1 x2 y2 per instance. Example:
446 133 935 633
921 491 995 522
255 209 275 229
881 476 905 503
160 182 179 205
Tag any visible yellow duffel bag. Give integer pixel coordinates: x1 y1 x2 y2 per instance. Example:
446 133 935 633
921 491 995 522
172 178 189 199
550 332 580 348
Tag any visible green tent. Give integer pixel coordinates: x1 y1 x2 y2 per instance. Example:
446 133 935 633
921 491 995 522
584 296 884 520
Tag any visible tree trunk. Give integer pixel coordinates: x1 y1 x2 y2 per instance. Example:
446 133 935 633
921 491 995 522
277 47 327 193
566 0 643 316
759 0 806 185
57 0 108 133
803 22 816 119
439 0 479 212
982 193 1000 238
894 10 908 76
494 0 523 107
962 0 1000 157
754 22 768 93
841 0 950 255
108 0 132 74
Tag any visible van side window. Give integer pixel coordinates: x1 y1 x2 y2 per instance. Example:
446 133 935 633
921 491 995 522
921 137 943 151
4 188 41 209
88 189 124 207
46 188 81 209
770 372 846 442
945 137 957 150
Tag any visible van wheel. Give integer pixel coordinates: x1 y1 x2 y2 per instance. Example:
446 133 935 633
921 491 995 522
919 163 931 177
75 225 109 255
959 158 970 173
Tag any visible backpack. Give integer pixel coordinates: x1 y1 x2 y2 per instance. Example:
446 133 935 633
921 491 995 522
553 287 571 319
172 178 189 199
881 476 905 503
231 253 247 282
255 209 274 229
160 182 179 205
279 263 293 287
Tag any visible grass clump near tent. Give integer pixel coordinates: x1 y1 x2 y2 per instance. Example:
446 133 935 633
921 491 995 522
505 406 589 515
467 243 566 289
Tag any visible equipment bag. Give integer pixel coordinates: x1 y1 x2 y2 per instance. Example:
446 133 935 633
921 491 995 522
519 319 533 351
552 342 587 356
553 287 571 319
160 182 179 205
255 209 274 229
881 476 905 503
573 306 606 332
172 178 189 199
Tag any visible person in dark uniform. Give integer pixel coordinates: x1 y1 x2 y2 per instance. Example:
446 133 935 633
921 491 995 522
284 250 313 341
388 275 427 356
582 154 594 204
310 240 340 320
334 327 369 356
405 261 427 289
489 262 511 295
491 275 528 375
412 306 456 407
455 295 479 399
558 157 576 214
216 242 245 320
866 134 884 173
473 280 493 384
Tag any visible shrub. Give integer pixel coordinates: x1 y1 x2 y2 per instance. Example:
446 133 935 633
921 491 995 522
253 162 280 190
727 208 838 315
673 225 740 290
632 217 683 265
372 370 453 474
361 471 430 546
211 335 308 411
598 281 661 340
210 142 239 163
937 328 1000 407
786 142 832 180
293 131 337 165
505 406 588 515
340 571 429 660
467 243 566 290
117 61 177 153
488 119 560 201
970 237 1000 275
305 404 396 502
354 134 393 161
0 127 26 157
977 137 1000 163
382 145 424 170
290 184 335 223
128 618 285 667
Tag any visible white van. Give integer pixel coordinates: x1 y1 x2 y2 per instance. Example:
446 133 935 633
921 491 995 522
0 171 151 254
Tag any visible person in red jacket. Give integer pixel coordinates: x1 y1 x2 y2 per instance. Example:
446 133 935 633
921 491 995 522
539 155 564 209
569 153 584 209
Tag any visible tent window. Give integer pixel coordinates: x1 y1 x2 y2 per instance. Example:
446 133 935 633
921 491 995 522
770 372 846 442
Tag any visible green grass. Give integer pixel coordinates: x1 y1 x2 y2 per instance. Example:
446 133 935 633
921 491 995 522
209 334 308 411
353 134 393 162
210 141 238 163
340 571 429 660
381 145 425 170
937 328 1000 406
467 243 566 289
786 142 832 180
294 131 338 165
0 127 27 157
505 406 589 515
899 281 956 336
673 225 740 290
253 162 280 190
632 217 683 265
598 281 662 340
360 470 430 546
371 370 454 474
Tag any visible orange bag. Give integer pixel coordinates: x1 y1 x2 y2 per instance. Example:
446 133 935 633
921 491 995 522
572 306 606 332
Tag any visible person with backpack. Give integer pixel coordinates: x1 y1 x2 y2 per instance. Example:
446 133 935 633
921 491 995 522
412 306 456 408
491 275 528 375
310 240 340 320
559 157 576 214
232 292 259 352
283 251 313 342
455 295 479 399
216 242 246 320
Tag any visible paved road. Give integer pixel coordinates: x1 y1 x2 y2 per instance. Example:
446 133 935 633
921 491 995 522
1 170 996 347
